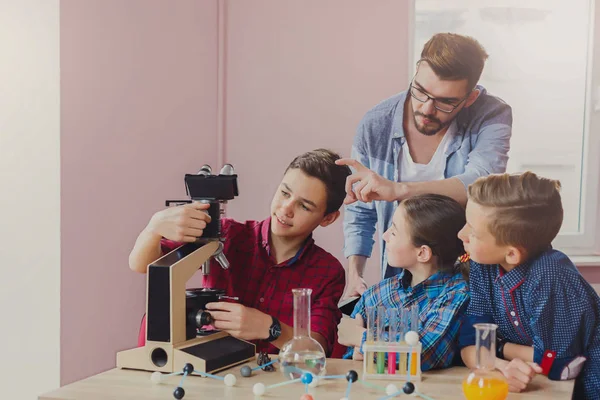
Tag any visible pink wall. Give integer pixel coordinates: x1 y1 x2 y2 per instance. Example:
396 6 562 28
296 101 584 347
60 0 218 385
580 268 600 283
225 0 410 286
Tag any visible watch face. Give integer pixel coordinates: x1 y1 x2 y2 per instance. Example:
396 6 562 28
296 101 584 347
270 322 281 338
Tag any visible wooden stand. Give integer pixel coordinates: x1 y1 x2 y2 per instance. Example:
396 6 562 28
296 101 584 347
362 342 422 381
117 241 255 375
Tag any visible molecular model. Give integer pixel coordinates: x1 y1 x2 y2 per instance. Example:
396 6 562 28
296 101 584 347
150 355 437 400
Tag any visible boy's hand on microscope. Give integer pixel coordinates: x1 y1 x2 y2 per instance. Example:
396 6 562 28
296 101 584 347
147 203 211 242
206 302 271 341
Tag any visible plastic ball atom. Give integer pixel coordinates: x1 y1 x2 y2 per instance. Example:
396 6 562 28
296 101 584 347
403 381 415 394
224 374 237 387
308 377 319 388
386 383 399 395
405 331 419 346
240 365 252 377
253 382 266 396
173 386 185 399
345 370 358 382
150 371 163 384
301 373 313 384
299 395 314 400
183 363 194 374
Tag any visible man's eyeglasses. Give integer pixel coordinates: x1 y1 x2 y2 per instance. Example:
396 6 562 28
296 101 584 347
409 81 470 113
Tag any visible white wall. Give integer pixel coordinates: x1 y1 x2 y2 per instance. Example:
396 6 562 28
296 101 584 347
0 1 60 398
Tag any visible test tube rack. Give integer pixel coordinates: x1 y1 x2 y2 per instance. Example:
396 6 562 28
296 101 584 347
362 338 422 381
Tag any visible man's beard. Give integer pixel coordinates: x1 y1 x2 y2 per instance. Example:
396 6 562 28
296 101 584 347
413 111 450 136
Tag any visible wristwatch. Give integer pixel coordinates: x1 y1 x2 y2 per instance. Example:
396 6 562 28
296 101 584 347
496 337 507 360
266 316 282 342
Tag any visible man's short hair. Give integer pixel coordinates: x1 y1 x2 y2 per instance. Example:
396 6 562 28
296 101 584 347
420 33 489 91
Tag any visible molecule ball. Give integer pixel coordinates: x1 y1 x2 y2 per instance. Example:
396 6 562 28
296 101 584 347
301 373 313 384
405 331 419 346
299 395 314 400
150 371 163 384
345 370 358 382
183 363 194 374
240 365 252 377
224 374 237 387
308 377 319 388
173 386 185 400
386 383 399 395
340 398 349 400
253 382 266 396
403 382 415 394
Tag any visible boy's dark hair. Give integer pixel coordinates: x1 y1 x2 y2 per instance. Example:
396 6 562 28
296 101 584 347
285 149 351 215
420 33 489 91
402 194 467 275
468 171 563 259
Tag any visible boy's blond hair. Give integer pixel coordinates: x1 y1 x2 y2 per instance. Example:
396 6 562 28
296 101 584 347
468 171 563 258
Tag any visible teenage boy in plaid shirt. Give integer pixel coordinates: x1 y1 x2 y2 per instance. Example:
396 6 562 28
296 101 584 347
129 149 351 356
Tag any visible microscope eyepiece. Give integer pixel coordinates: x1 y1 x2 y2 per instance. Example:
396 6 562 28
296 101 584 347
197 164 212 176
219 164 235 176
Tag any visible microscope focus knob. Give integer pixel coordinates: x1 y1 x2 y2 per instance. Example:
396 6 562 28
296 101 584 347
195 311 213 327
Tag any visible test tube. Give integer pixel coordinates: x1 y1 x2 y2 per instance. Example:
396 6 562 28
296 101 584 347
396 307 410 375
366 306 377 374
376 306 386 374
387 308 398 375
409 305 419 376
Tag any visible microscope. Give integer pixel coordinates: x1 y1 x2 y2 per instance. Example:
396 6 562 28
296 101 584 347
116 164 256 375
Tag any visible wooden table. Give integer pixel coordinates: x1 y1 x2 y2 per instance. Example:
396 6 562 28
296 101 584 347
39 359 574 399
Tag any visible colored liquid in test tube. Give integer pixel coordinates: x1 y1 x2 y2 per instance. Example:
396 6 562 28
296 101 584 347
387 308 399 375
376 306 386 374
409 305 419 375
397 307 408 375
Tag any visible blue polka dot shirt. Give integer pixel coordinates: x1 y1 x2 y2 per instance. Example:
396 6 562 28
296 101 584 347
459 249 600 399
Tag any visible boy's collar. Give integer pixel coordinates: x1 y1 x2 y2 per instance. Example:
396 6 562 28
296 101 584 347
495 246 553 291
496 261 530 292
259 218 314 266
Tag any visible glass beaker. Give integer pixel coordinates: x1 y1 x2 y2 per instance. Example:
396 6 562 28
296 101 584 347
280 288 326 380
462 323 509 400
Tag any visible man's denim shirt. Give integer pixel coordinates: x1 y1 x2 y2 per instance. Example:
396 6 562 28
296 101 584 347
343 87 512 278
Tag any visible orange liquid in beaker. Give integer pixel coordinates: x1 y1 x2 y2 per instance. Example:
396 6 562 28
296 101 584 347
462 377 509 400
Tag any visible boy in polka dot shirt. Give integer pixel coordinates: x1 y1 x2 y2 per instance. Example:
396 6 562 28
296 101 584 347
457 171 600 399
